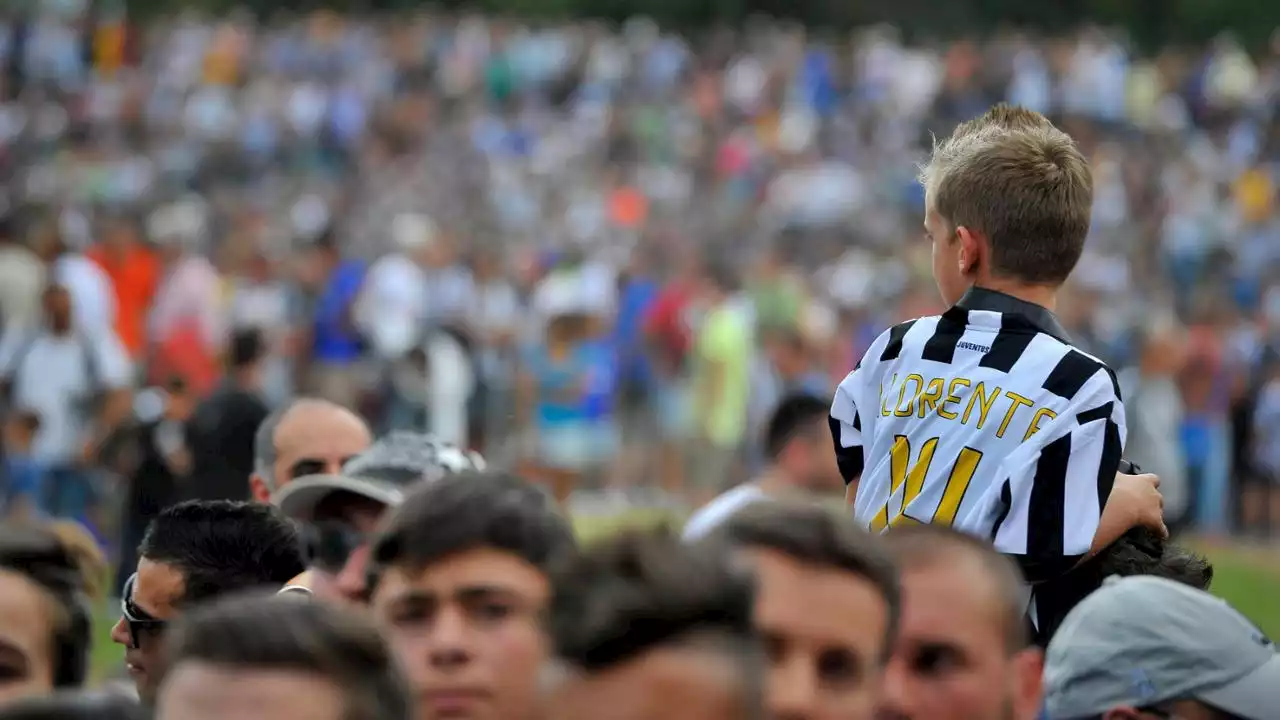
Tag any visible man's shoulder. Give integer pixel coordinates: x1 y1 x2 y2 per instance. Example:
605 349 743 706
682 484 768 542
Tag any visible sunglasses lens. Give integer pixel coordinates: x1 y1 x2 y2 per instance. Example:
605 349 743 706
306 523 361 574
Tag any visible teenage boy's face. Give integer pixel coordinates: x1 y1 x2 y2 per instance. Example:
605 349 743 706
371 548 551 720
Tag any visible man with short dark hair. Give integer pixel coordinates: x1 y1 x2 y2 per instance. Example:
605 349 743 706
155 593 412 720
275 431 485 604
367 470 575 720
879 524 1045 720
109 500 305 705
184 329 271 501
543 528 762 720
684 394 842 541
709 501 899 720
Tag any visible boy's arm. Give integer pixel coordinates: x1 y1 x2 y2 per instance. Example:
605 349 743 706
1091 469 1165 554
830 360 868 492
990 366 1137 583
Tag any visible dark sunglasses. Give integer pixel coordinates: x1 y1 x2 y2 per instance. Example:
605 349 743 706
300 521 371 575
121 573 167 649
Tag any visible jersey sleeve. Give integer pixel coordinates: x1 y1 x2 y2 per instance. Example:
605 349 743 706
829 363 867 484
829 327 898 485
988 366 1126 583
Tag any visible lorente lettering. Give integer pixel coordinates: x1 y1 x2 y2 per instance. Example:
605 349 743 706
879 374 1057 442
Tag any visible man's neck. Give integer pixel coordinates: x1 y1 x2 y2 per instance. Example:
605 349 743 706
756 469 800 496
972 279 1059 312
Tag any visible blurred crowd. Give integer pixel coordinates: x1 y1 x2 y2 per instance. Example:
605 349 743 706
2 3 1280 540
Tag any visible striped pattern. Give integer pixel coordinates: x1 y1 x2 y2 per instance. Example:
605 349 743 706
830 307 1127 584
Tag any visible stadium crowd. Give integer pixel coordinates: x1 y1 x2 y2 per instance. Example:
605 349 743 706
2 5 1280 537
0 3 1277 720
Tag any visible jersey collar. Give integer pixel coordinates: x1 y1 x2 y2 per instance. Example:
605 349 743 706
954 287 1072 343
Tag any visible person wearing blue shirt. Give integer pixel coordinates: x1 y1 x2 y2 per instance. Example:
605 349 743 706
518 312 618 504
2 409 45 521
307 238 366 411
613 264 660 426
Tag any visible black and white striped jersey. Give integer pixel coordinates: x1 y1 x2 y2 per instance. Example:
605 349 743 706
830 288 1125 581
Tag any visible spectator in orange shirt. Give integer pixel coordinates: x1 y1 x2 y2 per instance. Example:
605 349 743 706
88 213 160 360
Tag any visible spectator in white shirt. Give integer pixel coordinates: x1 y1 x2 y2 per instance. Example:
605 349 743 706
0 284 132 524
355 213 432 363
0 216 46 332
468 249 522 446
683 393 844 541
29 213 116 341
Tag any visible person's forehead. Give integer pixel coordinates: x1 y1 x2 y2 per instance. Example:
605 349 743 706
374 547 550 601
561 647 742 720
134 558 187 619
0 570 54 659
899 559 1005 647
924 203 946 229
749 547 889 643
159 662 345 720
274 405 371 459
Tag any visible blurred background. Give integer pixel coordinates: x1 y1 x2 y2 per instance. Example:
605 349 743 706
1 0 1279 655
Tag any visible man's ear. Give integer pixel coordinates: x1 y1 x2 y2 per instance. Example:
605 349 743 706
249 474 273 504
1010 646 1044 720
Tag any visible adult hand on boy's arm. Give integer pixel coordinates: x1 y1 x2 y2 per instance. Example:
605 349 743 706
1091 471 1166 555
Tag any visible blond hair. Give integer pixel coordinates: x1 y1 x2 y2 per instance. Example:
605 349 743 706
919 105 1093 286
46 521 108 603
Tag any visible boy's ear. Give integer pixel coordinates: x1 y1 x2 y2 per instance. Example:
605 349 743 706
955 225 983 277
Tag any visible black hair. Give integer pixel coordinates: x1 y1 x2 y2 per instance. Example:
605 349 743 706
370 471 576 591
12 408 41 435
162 593 412 720
547 527 759 675
1034 528 1215 642
163 375 188 396
764 393 832 461
0 525 92 687
883 523 1031 652
137 500 305 606
0 691 144 720
710 502 902 659
702 257 740 294
228 328 265 371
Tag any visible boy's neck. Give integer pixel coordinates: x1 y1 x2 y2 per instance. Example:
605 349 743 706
972 279 1059 313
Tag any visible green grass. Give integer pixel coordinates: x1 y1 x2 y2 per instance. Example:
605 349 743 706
88 517 1280 683
1191 542 1280 639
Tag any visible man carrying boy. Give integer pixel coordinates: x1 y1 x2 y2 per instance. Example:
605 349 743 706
830 104 1165 643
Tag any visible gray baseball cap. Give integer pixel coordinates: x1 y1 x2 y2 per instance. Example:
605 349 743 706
272 431 485 522
1044 575 1279 720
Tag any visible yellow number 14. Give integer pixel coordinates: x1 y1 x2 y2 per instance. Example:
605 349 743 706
870 436 983 532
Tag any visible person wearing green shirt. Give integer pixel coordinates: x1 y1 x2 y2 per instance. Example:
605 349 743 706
691 261 752 504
